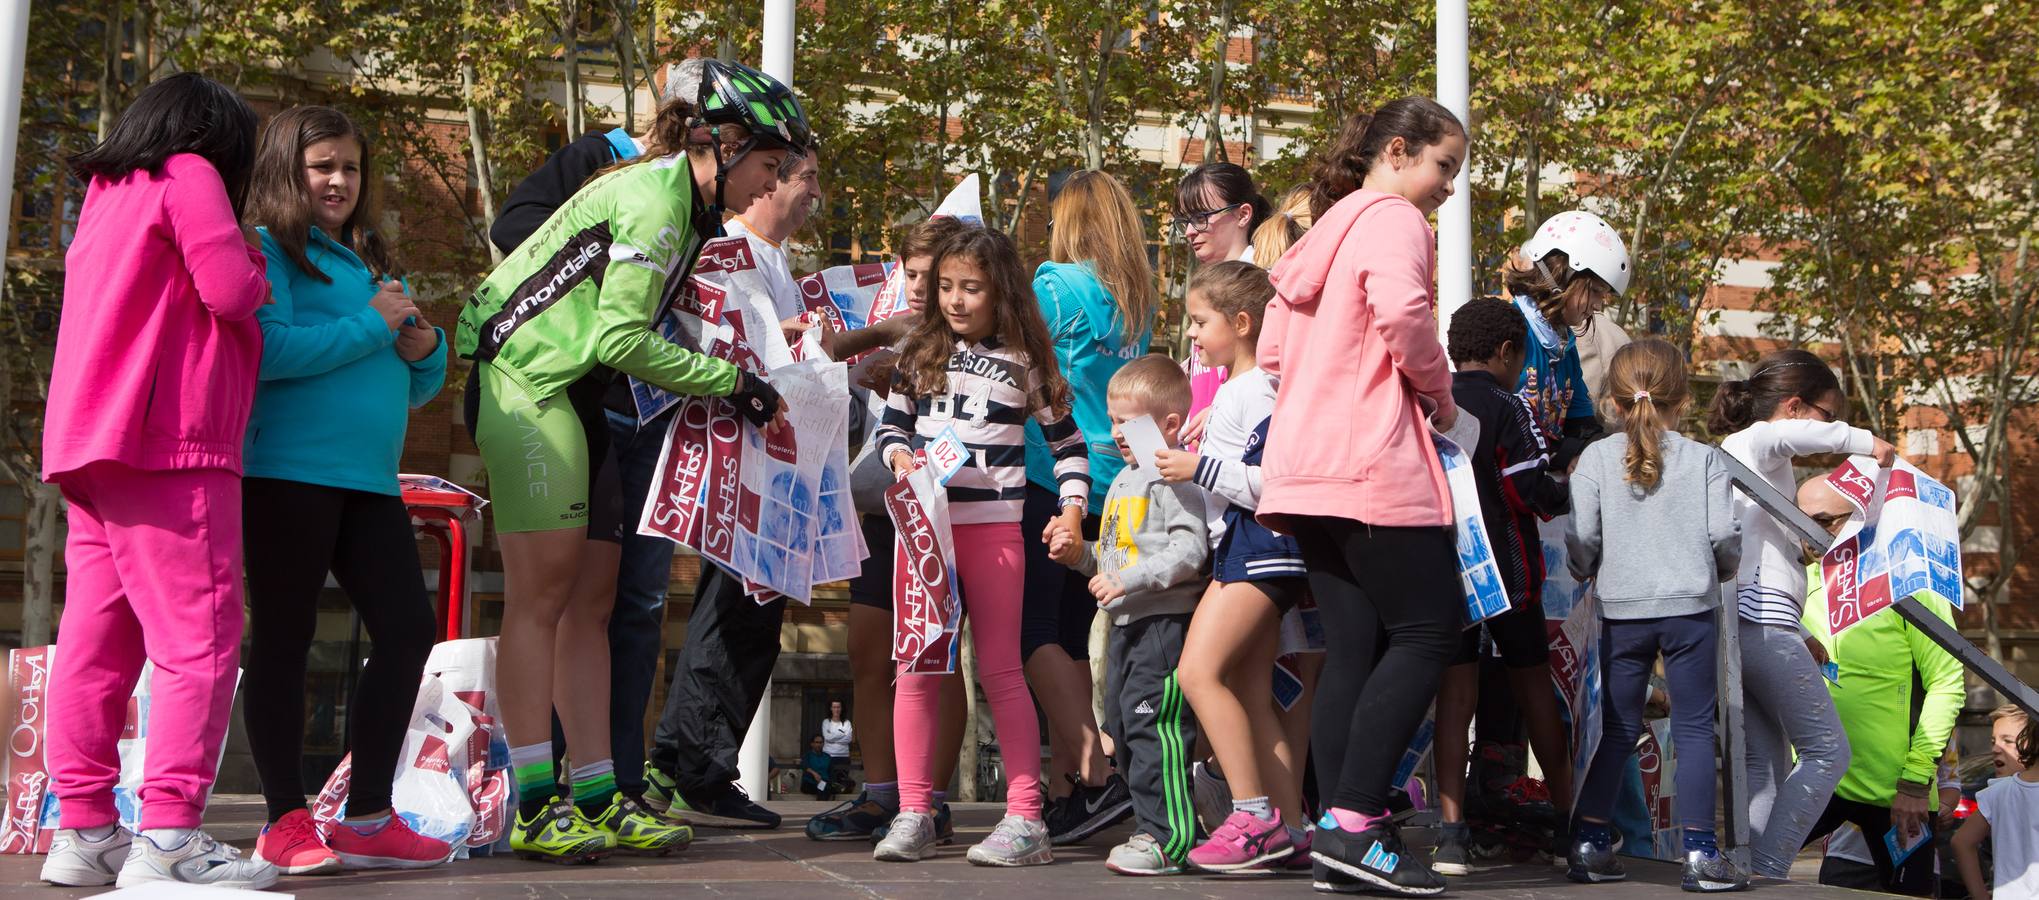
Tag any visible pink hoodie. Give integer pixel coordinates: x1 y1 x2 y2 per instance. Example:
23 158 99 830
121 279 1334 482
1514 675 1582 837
42 153 269 481
1257 190 1453 530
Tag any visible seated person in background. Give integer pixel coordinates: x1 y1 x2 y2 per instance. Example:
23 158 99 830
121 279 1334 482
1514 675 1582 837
803 736 841 801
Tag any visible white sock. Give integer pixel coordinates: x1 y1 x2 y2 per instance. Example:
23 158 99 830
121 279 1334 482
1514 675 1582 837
1287 824 1308 845
1233 796 1275 821
77 824 120 842
143 827 196 849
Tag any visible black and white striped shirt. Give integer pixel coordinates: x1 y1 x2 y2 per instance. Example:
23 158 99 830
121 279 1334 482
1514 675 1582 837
875 337 1091 525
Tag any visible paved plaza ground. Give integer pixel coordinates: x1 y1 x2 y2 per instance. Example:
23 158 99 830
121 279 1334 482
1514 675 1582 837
2 797 1875 899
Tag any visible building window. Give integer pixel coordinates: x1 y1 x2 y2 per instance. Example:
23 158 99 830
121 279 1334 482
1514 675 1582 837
8 169 82 254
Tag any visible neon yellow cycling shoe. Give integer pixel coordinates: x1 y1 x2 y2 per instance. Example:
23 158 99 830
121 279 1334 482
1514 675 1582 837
586 793 693 855
511 797 614 864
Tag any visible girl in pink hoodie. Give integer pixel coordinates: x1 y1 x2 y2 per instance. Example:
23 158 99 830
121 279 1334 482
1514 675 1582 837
37 74 279 891
1256 97 1467 897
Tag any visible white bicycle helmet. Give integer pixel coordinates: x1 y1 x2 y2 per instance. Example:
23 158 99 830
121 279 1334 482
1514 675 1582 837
1522 210 1631 297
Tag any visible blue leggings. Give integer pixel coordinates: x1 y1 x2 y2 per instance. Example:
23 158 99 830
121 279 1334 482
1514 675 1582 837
1575 610 1719 832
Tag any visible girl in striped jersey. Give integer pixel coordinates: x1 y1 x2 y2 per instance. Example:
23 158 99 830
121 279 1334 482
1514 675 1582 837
872 225 1090 866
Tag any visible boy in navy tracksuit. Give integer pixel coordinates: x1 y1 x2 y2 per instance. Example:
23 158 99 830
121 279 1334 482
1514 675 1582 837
1431 298 1576 874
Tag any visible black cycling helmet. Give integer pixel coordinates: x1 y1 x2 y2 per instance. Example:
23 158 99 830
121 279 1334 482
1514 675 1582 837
693 59 813 216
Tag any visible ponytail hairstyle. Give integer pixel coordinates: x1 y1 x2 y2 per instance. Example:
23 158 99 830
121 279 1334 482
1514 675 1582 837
1500 249 1607 333
1187 260 1275 343
1250 186 1310 267
1706 348 1844 435
896 226 1071 414
1307 97 1464 219
1050 170 1160 344
1176 162 1271 232
1600 339 1689 490
246 106 399 282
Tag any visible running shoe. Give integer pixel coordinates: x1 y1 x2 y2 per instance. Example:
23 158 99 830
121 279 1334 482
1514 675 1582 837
586 792 693 855
1431 822 1473 876
676 781 781 829
873 810 939 862
808 790 897 841
1192 760 1233 834
1286 827 1315 871
1045 773 1133 845
40 826 131 886
1565 834 1626 884
116 830 281 890
1106 832 1182 876
512 797 614 864
870 802 955 845
1189 809 1294 873
1310 817 1445 896
326 814 456 869
967 815 1054 867
253 809 341 876
1682 848 1749 893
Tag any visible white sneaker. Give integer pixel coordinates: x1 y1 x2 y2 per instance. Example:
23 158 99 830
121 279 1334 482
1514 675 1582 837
873 810 938 862
115 830 281 890
40 827 132 886
966 815 1053 867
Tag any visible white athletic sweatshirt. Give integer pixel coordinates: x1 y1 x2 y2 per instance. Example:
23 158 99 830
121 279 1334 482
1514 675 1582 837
1720 419 1875 630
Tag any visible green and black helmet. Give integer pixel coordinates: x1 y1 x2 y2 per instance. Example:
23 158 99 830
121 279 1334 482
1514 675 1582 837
695 59 813 159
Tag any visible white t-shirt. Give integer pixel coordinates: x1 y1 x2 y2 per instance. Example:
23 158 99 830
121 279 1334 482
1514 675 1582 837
724 217 804 321
1980 774 2039 898
820 718 853 758
1196 367 1275 546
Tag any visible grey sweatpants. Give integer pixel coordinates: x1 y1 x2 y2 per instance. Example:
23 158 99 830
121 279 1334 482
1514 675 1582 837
1106 613 1201 864
1739 619 1852 877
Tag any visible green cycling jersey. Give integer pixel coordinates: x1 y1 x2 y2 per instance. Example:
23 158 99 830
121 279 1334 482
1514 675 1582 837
455 153 738 401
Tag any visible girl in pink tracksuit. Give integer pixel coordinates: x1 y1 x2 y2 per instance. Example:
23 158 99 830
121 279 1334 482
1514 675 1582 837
1256 97 1469 897
37 74 280 890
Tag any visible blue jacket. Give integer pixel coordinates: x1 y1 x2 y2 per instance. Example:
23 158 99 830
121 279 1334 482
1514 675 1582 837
1025 261 1150 510
1512 294 1599 467
246 226 446 495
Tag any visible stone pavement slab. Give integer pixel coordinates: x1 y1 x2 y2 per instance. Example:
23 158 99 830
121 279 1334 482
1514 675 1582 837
2 797 1882 898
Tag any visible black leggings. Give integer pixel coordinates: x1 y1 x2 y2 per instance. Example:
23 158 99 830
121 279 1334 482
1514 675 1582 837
243 478 438 821
1295 517 1460 816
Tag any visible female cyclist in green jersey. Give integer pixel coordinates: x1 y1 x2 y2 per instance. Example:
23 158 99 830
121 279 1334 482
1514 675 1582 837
454 59 810 863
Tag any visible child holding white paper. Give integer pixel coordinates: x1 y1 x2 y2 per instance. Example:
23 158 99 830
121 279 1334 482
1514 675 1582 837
1565 339 1745 893
1153 261 1320 872
873 225 1090 867
1047 355 1210 876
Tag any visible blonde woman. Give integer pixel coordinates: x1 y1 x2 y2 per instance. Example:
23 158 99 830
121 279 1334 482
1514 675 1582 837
1021 170 1160 843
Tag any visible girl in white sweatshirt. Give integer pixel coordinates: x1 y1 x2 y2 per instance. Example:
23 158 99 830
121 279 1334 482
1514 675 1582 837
1711 348 1895 878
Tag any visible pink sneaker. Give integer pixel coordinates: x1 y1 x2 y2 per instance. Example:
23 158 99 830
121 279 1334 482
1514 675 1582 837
255 809 341 875
326 814 455 870
1188 809 1293 873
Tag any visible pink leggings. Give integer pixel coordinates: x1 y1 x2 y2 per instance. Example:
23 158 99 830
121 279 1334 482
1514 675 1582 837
894 522 1042 819
48 462 245 830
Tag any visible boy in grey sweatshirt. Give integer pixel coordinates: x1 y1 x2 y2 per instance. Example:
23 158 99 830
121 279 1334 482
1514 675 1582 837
1047 355 1209 875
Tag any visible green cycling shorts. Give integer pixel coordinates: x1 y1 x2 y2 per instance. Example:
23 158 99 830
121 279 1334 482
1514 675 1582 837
472 363 622 535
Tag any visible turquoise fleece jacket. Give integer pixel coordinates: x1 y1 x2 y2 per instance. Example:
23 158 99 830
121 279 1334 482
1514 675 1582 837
245 226 445 495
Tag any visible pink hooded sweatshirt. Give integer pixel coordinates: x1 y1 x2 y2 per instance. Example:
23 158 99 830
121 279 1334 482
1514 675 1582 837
1257 190 1453 531
43 153 269 481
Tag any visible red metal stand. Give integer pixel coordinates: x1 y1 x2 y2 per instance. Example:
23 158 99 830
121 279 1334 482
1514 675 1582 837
403 484 478 643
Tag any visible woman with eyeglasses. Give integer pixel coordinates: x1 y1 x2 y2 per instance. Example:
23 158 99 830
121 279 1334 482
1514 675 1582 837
1172 164 1271 447
1710 348 1894 880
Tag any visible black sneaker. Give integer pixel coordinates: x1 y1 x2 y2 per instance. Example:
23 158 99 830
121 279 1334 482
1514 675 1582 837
1311 819 1445 896
806 791 897 841
1046 773 1134 845
1312 858 1368 894
676 782 781 830
1565 836 1626 884
1681 849 1748 893
1431 823 1473 876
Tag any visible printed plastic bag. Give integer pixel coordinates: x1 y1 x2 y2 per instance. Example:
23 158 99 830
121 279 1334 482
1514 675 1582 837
2 649 238 853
